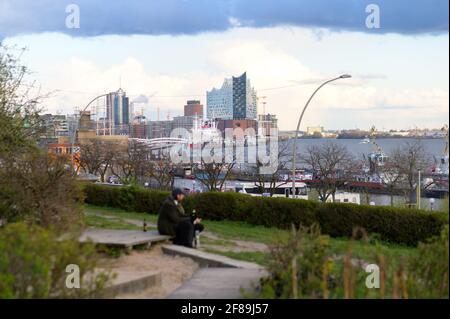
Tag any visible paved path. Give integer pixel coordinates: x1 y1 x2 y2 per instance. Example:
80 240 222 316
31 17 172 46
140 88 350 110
163 245 267 299
168 268 267 299
106 270 162 296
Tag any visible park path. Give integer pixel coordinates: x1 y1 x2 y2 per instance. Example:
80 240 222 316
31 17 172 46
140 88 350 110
168 268 267 299
85 210 269 298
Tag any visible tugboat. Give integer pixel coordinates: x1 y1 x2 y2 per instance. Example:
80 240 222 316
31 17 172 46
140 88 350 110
429 125 449 197
360 126 388 184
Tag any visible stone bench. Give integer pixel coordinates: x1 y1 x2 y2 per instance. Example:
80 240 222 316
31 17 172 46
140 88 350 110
79 229 170 251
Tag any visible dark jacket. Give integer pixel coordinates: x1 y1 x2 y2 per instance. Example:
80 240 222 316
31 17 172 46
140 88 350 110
157 196 190 237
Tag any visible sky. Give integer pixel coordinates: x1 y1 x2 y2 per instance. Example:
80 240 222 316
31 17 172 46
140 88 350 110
0 0 448 130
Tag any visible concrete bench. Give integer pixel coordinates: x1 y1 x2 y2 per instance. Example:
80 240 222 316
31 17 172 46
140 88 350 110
79 229 170 251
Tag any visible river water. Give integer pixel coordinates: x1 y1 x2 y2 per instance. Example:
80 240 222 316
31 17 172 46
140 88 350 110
285 138 445 160
175 138 448 211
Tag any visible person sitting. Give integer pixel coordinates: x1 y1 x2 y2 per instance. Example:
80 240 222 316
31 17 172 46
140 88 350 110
157 188 203 248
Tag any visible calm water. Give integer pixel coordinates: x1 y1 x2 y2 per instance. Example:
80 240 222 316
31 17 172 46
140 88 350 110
286 138 445 160
176 138 448 210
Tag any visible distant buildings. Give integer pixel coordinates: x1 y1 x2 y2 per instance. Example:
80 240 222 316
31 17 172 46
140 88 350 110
207 72 257 120
130 115 147 139
184 100 203 117
146 100 205 139
306 126 324 136
40 114 71 138
217 118 258 135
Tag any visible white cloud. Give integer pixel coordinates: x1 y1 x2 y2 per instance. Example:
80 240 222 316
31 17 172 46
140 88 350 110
7 26 448 130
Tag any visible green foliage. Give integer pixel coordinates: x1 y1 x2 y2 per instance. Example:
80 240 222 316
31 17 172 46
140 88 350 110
316 202 447 246
0 45 43 156
83 184 169 214
0 223 113 298
405 225 449 298
82 184 448 246
0 152 84 231
441 196 449 214
259 225 331 298
1 46 82 231
258 225 449 299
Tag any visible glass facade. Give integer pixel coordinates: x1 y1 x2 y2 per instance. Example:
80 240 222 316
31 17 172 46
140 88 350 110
207 72 257 120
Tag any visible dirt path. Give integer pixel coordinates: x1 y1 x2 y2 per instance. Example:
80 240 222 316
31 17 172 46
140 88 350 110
101 246 199 299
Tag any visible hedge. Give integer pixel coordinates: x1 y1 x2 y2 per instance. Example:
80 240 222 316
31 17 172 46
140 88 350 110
82 184 448 246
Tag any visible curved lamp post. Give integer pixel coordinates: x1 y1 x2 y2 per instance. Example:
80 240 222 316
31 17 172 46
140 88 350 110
71 91 116 170
291 75 351 198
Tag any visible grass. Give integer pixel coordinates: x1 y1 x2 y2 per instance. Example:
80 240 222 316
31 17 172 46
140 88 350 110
84 204 158 223
84 214 142 230
83 204 419 266
202 220 289 244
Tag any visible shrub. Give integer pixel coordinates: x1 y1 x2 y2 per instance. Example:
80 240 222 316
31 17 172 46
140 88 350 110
316 203 448 246
0 223 113 298
405 225 449 298
258 225 449 299
83 184 169 214
82 184 448 246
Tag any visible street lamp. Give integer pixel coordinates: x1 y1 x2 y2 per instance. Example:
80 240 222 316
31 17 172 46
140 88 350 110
71 91 116 170
417 168 422 209
291 75 351 198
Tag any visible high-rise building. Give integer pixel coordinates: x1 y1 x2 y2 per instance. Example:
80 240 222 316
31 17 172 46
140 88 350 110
206 72 257 120
184 100 204 117
106 89 130 135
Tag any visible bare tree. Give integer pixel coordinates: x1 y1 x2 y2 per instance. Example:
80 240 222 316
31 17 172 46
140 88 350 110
77 139 106 176
195 159 235 192
251 141 290 197
390 140 431 204
378 158 403 206
300 142 355 202
0 151 83 230
110 140 153 184
0 45 45 157
1 45 82 230
149 154 177 190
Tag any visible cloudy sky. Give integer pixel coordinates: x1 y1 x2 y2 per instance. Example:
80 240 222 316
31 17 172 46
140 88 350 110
1 0 448 130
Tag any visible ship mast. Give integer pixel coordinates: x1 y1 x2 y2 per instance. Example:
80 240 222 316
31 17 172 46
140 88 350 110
442 124 449 157
369 125 383 153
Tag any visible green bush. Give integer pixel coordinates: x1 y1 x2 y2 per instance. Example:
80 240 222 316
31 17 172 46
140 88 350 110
257 225 449 299
82 184 448 246
316 203 448 246
0 223 113 298
82 184 169 213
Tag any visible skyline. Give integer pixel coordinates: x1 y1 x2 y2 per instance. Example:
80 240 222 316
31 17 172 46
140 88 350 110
1 0 448 130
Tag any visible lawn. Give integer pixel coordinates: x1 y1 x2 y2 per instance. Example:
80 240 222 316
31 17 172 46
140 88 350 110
83 204 419 266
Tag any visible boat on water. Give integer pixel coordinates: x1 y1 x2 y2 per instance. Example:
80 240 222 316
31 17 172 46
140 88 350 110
234 181 308 199
358 126 389 184
429 125 449 194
